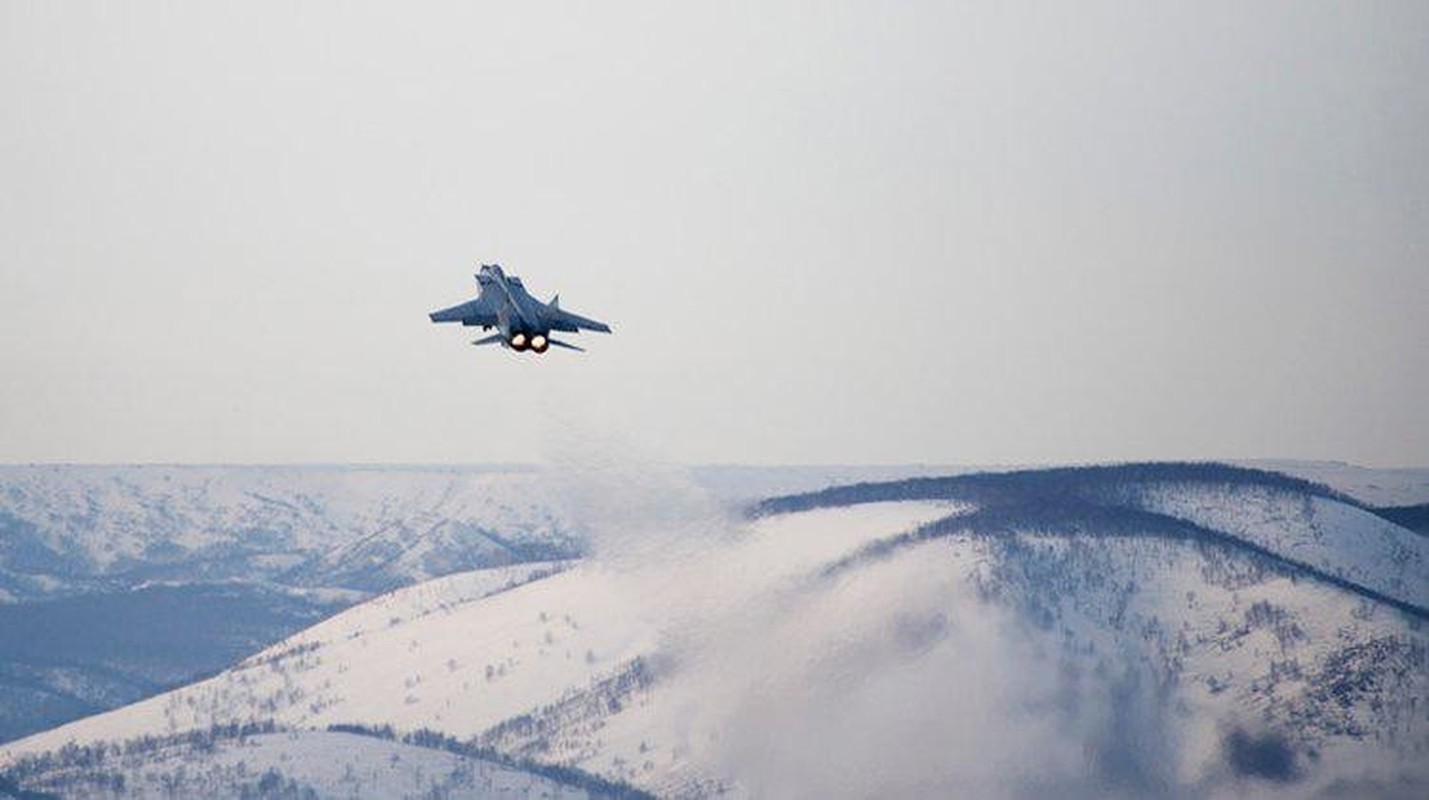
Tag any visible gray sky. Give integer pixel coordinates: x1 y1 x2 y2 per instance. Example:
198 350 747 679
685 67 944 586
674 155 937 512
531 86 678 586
2 1 1425 466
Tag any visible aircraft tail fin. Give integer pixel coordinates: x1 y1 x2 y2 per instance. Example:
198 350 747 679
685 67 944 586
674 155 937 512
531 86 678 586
550 293 560 309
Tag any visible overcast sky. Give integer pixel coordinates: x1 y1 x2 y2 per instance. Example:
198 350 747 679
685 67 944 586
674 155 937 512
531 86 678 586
2 1 1425 466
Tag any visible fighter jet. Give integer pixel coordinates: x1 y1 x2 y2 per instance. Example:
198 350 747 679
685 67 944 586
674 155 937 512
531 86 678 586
429 264 612 353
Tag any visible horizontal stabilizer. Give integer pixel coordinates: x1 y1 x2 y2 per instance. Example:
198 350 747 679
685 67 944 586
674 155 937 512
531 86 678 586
548 338 585 352
471 333 505 347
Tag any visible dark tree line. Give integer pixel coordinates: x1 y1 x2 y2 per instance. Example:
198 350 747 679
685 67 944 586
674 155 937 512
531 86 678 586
325 721 656 800
751 461 1364 518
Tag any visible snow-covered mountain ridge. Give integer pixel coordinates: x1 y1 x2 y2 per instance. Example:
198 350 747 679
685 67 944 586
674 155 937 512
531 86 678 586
755 463 1428 616
3 462 1426 798
0 465 578 603
3 461 1420 606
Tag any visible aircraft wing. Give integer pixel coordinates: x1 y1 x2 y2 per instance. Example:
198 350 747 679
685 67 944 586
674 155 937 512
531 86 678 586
429 295 498 327
545 306 612 333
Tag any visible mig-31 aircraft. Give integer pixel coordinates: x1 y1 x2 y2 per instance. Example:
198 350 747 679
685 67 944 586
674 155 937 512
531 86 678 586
429 264 612 353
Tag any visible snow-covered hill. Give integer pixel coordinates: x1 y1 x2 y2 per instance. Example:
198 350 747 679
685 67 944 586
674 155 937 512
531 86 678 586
4 729 602 799
0 463 980 746
0 465 589 745
2 463 1425 798
1119 481 1426 610
0 502 957 754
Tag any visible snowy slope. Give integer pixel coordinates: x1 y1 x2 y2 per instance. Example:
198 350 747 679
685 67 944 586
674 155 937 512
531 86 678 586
7 730 590 799
578 530 1425 797
1121 482 1427 610
1241 460 1429 507
0 465 587 745
0 503 958 788
0 463 980 746
0 502 957 759
2 464 1425 798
